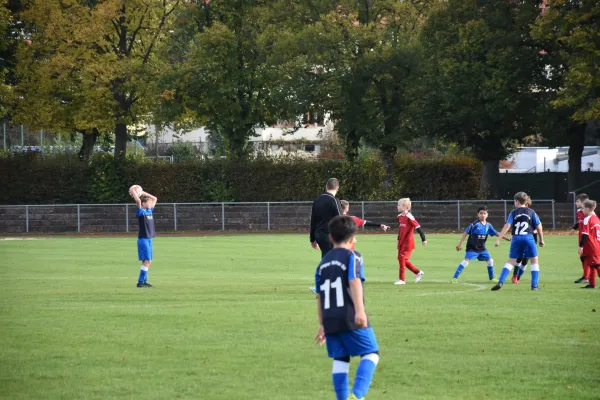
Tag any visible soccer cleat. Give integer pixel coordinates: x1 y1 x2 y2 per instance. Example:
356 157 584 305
512 275 519 284
137 282 153 288
309 286 317 294
347 394 363 400
490 278 498 283
531 286 540 291
574 277 589 284
491 282 503 291
394 280 406 285
451 278 458 284
581 284 596 289
415 271 424 283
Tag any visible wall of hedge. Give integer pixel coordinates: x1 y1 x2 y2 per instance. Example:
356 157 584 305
0 153 483 204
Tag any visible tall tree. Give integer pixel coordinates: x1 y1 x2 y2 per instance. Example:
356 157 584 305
532 0 600 192
418 0 546 198
15 0 181 159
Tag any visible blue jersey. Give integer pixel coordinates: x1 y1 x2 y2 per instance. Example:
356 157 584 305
507 207 540 239
315 248 366 335
137 206 156 239
464 220 498 252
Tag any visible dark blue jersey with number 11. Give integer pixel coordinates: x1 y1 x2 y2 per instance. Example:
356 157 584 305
315 248 366 335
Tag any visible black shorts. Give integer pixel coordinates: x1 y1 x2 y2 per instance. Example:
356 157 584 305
315 233 333 259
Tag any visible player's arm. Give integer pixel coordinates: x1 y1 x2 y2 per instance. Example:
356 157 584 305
572 222 579 231
456 232 468 251
131 188 142 208
415 227 427 246
315 294 325 345
309 203 317 244
533 213 544 247
495 223 511 246
363 220 390 231
349 278 367 328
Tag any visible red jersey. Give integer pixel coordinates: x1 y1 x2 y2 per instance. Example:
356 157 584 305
577 208 585 242
582 214 600 256
349 215 366 228
397 212 420 251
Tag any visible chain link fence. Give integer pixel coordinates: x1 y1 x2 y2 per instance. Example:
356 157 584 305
0 200 574 234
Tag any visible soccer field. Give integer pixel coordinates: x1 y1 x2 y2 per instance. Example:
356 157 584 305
0 234 599 400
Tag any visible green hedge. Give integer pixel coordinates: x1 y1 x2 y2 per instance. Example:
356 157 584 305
0 153 483 204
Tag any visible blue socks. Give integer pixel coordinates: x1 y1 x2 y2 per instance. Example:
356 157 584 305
499 264 512 283
352 354 379 399
487 265 495 280
138 266 148 284
531 264 540 288
332 361 350 400
453 261 467 279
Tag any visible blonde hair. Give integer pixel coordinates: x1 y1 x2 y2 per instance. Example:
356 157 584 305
340 200 349 210
584 199 597 211
514 192 528 205
398 198 411 210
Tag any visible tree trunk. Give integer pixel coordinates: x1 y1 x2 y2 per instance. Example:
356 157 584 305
380 146 396 190
114 122 127 160
78 128 99 163
567 123 586 193
343 130 360 162
480 159 501 199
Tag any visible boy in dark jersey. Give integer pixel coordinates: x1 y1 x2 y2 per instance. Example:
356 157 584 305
315 216 379 400
130 187 158 288
493 192 545 291
452 206 510 283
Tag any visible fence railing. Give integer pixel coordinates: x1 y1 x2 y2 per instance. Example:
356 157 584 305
0 200 574 234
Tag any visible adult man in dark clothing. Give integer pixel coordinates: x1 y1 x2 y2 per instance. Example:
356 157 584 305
310 178 342 258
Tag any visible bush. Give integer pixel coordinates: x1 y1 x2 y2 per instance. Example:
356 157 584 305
0 152 482 204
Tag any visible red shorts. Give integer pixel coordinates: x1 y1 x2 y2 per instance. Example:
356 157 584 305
582 254 600 268
397 250 413 261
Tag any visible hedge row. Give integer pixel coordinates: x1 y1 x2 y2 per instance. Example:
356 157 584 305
0 153 482 204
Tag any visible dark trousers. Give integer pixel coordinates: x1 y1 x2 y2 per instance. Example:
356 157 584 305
315 233 333 259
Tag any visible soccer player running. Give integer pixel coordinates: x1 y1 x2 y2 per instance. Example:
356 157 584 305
309 178 342 293
314 216 379 400
512 196 537 284
578 200 600 289
395 198 427 285
340 200 390 234
573 194 591 284
130 187 158 288
452 205 510 283
492 192 545 291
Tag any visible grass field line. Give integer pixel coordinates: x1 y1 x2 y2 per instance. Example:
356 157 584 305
412 280 487 296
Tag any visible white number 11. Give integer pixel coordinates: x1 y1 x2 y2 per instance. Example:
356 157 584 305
320 277 344 309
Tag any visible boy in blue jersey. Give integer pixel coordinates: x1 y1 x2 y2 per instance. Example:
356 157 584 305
315 216 379 400
492 192 545 291
452 206 511 283
131 187 158 288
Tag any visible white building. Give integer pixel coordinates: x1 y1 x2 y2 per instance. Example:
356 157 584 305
501 147 600 173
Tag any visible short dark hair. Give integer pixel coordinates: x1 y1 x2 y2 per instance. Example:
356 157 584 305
328 216 357 244
514 192 528 205
477 205 488 213
326 178 339 190
576 193 589 202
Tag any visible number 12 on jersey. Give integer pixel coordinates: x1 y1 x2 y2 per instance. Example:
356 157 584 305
320 277 344 309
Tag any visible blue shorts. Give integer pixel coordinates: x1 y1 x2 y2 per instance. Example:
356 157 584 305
509 238 537 259
137 238 153 261
326 328 379 358
464 250 492 261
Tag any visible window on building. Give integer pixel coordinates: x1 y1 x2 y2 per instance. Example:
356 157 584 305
305 144 315 153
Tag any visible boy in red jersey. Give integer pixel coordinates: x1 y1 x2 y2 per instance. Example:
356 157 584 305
574 194 590 284
579 200 600 289
395 198 427 285
340 201 390 241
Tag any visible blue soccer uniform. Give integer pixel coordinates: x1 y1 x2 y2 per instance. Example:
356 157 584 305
493 207 542 290
452 220 498 281
136 205 155 285
315 248 379 400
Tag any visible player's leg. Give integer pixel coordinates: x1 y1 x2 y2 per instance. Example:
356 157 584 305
403 251 424 282
581 258 598 288
451 256 470 282
575 256 590 284
395 254 406 284
492 241 522 290
137 239 152 288
512 257 523 283
326 335 351 400
343 329 379 399
478 252 496 281
524 238 540 290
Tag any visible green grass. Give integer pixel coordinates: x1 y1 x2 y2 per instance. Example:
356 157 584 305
0 233 599 400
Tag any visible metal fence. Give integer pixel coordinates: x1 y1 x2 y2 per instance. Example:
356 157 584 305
0 200 574 234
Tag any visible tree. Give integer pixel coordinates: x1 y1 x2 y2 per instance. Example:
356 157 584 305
418 0 546 198
532 0 600 192
15 0 181 159
0 0 23 119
